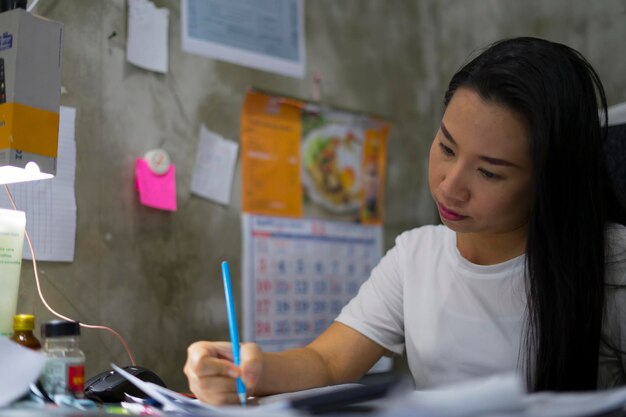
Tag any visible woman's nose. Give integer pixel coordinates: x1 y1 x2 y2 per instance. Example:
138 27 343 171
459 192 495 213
439 165 470 203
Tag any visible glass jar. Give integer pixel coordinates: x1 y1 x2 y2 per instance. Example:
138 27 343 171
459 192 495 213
10 314 41 350
40 320 85 398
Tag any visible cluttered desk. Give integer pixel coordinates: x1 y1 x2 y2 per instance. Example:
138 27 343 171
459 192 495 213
5 344 626 417
4 325 626 417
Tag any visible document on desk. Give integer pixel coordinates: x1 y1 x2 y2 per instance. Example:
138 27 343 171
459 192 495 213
386 372 626 417
0 106 77 262
521 387 626 417
392 373 526 417
0 337 47 407
115 360 408 416
111 364 295 416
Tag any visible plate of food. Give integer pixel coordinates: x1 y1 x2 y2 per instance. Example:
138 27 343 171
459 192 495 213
301 125 363 213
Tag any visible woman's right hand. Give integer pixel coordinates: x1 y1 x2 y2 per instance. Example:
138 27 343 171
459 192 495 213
183 341 264 405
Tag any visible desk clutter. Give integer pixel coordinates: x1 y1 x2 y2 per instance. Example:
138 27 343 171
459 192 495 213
3 332 626 417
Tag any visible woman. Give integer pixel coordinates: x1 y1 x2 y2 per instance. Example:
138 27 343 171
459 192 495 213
184 37 626 404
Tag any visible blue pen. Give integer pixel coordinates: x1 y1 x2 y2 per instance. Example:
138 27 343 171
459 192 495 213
221 261 247 406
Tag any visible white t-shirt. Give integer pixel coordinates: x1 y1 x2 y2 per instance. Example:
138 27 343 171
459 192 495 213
336 224 626 389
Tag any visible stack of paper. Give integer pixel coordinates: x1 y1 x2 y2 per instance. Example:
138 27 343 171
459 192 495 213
0 337 47 407
112 366 626 417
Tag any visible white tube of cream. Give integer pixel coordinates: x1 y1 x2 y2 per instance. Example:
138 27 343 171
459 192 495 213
0 208 26 337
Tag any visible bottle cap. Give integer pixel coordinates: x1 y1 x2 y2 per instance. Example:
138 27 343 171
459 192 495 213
41 320 80 338
13 314 35 331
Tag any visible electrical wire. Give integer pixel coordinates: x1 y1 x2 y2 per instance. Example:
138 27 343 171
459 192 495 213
4 184 136 366
26 0 40 12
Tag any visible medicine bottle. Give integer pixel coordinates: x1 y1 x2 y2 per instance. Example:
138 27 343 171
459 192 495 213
10 314 41 350
40 320 85 398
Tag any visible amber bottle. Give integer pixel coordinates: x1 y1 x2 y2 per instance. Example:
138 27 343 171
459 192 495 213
10 314 42 350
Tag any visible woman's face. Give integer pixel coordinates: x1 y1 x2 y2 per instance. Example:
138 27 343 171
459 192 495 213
428 87 533 237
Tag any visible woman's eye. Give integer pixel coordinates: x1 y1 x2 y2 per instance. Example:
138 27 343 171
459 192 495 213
439 142 454 156
478 168 500 180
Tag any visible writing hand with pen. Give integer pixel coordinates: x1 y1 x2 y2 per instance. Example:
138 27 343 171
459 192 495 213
184 261 262 406
183 341 263 405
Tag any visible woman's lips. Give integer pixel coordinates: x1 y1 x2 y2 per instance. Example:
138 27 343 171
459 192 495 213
438 203 467 221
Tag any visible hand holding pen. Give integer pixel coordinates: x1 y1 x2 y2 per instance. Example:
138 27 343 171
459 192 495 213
184 340 263 405
183 261 264 405
184 262 263 405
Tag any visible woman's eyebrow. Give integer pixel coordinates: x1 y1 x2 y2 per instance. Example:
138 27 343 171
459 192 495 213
440 122 519 168
440 122 458 145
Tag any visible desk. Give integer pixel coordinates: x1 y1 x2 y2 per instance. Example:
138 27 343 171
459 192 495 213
0 410 120 417
3 403 626 417
6 376 626 417
0 407 382 417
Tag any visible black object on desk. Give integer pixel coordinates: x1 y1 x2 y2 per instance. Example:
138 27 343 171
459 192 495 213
84 365 166 403
289 375 404 414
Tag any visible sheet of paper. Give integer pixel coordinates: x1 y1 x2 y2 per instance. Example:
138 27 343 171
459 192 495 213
400 373 526 417
521 387 626 417
608 101 626 126
0 106 77 262
135 159 177 211
381 373 626 417
181 0 305 79
110 364 626 417
127 0 169 73
191 126 239 205
112 364 292 416
0 337 47 407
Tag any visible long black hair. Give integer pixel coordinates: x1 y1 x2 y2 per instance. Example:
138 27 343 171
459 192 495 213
443 37 626 391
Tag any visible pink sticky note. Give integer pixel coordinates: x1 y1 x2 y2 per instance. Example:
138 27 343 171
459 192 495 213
135 158 177 211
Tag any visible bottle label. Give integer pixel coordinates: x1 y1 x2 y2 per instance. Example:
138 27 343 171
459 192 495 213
68 364 85 394
41 359 85 397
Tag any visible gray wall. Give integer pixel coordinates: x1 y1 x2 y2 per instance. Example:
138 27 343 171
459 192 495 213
15 0 626 391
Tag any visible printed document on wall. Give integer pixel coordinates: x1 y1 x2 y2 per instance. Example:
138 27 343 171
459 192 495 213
181 0 305 78
0 106 77 262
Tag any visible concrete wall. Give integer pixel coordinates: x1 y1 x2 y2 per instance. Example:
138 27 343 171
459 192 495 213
15 0 626 391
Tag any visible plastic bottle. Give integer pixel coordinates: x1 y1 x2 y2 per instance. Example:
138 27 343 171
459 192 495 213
10 314 41 350
40 320 85 398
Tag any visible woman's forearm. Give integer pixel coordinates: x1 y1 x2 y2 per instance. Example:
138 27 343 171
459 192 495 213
251 322 387 396
252 347 335 396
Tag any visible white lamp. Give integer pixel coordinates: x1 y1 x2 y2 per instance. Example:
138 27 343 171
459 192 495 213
0 162 54 185
0 7 62 336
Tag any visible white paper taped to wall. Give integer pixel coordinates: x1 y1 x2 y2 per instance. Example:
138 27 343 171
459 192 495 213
127 0 169 73
191 125 239 206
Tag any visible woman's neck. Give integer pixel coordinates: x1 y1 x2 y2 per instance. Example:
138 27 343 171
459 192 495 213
456 225 528 265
